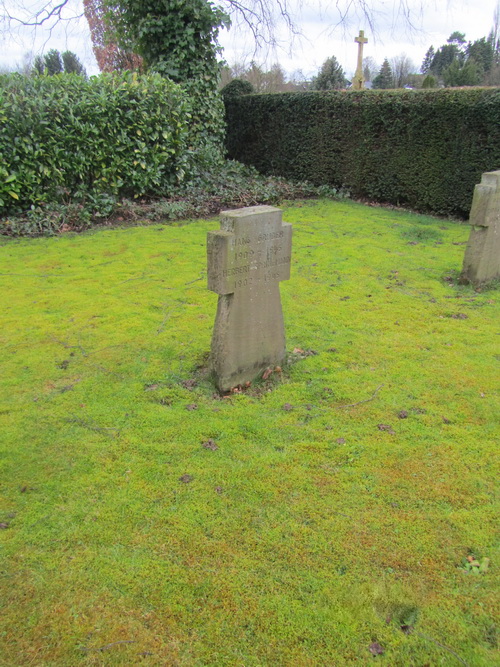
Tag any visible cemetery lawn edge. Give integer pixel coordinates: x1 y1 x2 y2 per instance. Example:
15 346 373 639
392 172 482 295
0 198 498 666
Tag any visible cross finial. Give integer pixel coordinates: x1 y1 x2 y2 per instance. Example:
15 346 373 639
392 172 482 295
355 29 368 46
353 29 368 90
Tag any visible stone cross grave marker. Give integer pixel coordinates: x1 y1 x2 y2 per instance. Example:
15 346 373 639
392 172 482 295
207 205 292 392
460 170 500 285
352 29 368 90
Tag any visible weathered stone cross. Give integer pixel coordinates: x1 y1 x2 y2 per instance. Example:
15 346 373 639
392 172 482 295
460 170 500 285
352 29 368 90
207 206 292 392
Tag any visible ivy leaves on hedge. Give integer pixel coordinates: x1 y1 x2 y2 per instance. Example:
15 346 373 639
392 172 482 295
107 0 229 159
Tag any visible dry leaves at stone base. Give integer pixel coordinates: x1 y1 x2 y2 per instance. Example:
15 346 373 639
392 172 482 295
202 439 218 451
262 367 273 380
292 348 318 358
369 642 384 655
463 555 490 574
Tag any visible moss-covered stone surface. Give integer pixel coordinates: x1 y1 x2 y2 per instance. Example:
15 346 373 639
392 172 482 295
1 200 498 665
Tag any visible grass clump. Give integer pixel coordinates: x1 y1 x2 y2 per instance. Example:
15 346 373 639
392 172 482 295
0 199 498 665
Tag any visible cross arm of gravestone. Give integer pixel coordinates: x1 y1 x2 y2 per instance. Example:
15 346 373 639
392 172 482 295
469 170 500 228
207 230 235 295
207 207 292 296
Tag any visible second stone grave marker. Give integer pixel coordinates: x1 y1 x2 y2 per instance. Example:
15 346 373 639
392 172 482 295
461 169 500 285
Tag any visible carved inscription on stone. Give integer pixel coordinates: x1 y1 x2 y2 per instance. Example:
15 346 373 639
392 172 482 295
208 217 291 294
207 205 292 392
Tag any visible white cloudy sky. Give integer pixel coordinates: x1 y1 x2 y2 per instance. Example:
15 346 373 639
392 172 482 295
1 0 499 78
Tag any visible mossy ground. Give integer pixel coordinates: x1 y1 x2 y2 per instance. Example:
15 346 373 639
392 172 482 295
0 199 498 666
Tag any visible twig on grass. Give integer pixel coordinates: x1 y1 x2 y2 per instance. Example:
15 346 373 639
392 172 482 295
0 272 60 278
415 632 469 666
84 362 126 379
185 275 204 285
118 273 163 284
64 416 122 437
91 259 119 267
57 378 82 393
157 311 172 334
302 243 325 248
80 640 136 652
86 344 125 357
336 384 384 409
50 336 87 357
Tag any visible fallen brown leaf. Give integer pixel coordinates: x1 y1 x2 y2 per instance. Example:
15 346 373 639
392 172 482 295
202 439 218 451
369 642 384 655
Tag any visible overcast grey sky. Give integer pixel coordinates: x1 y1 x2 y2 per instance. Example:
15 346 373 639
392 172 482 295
220 0 500 77
1 0 499 78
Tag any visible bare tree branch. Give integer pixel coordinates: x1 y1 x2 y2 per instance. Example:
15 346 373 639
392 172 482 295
0 1 456 61
1 0 83 31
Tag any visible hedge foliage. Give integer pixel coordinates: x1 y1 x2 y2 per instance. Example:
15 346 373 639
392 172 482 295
0 72 191 215
225 88 500 217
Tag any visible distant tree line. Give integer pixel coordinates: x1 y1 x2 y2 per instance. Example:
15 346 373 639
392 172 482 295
421 26 500 87
32 49 87 77
221 53 423 94
220 62 310 93
0 49 87 77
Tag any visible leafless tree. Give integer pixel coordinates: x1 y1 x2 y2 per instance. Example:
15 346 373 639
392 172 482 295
492 0 500 46
0 49 33 72
363 56 378 82
1 0 83 30
1 1 450 54
390 52 415 87
220 60 311 91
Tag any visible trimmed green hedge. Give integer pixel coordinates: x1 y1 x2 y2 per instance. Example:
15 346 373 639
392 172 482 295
0 72 190 214
225 89 500 217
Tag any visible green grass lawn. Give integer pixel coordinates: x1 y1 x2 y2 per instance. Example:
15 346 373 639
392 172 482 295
0 199 498 666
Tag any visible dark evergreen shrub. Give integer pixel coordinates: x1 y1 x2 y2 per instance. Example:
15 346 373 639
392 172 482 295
221 79 255 100
224 88 500 217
